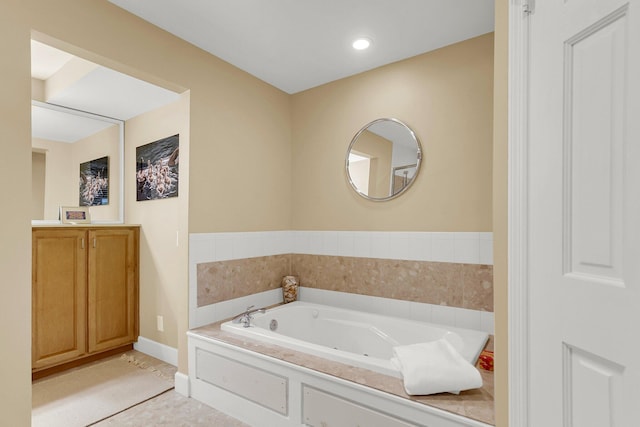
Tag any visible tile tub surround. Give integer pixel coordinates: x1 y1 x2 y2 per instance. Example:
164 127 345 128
190 320 495 425
292 255 493 311
196 254 492 312
190 231 493 327
197 254 290 307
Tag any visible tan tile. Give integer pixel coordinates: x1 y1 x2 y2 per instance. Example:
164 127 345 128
197 255 290 307
462 264 494 311
198 253 493 313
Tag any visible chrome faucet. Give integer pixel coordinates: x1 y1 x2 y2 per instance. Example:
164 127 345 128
231 305 266 328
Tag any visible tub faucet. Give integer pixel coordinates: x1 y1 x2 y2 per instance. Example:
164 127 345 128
231 305 266 328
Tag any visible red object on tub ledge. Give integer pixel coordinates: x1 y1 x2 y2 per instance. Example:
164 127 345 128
477 350 494 371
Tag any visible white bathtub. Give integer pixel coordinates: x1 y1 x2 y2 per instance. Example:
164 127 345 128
221 301 489 378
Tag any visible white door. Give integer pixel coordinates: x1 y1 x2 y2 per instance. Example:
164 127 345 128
528 0 640 425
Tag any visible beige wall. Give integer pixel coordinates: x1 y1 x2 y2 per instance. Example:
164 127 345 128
32 151 46 219
32 138 74 219
493 0 509 425
32 124 120 222
187 82 291 233
32 77 45 101
124 94 190 355
291 33 494 232
352 130 393 198
0 0 32 424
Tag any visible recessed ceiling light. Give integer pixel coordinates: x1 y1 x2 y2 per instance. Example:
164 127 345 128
352 38 371 50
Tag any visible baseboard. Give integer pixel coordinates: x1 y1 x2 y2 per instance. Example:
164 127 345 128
174 371 190 397
134 336 178 367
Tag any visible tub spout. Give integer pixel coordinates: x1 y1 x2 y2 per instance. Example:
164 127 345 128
231 305 266 328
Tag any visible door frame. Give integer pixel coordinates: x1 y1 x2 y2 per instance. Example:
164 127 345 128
508 0 531 426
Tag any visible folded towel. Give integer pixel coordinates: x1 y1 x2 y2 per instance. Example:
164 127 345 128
391 339 482 395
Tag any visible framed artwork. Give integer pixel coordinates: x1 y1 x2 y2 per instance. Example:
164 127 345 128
79 156 109 206
60 206 91 224
136 134 179 201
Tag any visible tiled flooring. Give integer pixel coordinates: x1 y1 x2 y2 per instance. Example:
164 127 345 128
45 350 248 427
93 389 248 426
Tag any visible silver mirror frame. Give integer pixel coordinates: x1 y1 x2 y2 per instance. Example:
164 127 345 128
345 118 423 202
31 100 125 224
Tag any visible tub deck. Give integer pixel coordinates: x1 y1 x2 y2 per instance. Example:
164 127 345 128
191 320 495 426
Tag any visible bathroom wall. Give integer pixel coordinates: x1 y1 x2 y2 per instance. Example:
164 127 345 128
32 138 74 218
0 1 32 423
290 33 494 232
32 151 46 218
32 125 120 221
124 93 190 358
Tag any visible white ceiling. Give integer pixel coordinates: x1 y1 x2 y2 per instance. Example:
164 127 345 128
108 0 495 94
31 104 117 144
46 66 181 121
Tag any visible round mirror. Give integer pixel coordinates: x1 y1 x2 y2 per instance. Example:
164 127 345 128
345 118 422 201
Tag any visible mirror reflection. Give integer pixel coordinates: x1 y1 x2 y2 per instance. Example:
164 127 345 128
346 118 422 201
31 101 123 222
31 39 179 224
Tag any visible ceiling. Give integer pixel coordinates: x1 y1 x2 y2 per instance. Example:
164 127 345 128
108 0 495 94
31 104 118 144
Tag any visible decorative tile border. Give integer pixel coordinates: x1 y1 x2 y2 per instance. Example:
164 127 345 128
292 254 493 311
189 231 493 329
197 255 290 307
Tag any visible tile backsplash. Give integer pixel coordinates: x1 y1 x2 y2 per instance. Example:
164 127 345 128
189 231 493 329
197 254 290 307
292 254 492 311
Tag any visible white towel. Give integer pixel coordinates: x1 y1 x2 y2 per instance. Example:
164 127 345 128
391 339 482 395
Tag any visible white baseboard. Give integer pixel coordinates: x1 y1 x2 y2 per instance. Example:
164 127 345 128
134 336 178 367
174 371 190 397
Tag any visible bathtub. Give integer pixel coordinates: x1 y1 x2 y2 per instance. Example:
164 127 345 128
220 301 489 378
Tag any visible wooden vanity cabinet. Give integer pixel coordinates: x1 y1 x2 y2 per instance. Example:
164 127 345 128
32 226 139 372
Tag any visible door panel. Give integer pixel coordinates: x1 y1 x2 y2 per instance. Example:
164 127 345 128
529 0 640 425
87 228 138 353
563 344 625 427
564 7 627 286
32 229 87 369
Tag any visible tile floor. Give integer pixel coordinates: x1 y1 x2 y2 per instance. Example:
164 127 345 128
62 351 248 427
93 389 248 426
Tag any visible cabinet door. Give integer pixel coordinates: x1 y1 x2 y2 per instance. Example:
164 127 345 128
87 228 139 353
32 229 87 369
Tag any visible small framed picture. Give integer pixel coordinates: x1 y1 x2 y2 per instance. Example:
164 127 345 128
60 206 91 224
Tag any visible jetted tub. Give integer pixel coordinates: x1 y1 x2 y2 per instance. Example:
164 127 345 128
221 301 489 378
